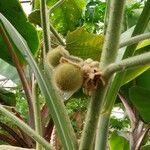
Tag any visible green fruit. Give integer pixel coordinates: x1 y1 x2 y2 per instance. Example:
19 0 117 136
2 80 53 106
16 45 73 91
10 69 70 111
46 46 69 67
53 63 83 92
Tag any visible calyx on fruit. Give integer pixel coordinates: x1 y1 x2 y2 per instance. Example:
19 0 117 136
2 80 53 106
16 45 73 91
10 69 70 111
53 63 83 92
46 46 69 67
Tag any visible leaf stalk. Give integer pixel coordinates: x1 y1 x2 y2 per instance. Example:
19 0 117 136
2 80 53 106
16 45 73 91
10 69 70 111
102 52 150 78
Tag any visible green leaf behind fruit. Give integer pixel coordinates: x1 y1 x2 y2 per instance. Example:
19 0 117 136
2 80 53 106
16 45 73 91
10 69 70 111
66 27 104 60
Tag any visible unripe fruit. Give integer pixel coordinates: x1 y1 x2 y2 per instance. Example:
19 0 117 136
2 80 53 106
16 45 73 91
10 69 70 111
53 63 83 92
46 46 69 67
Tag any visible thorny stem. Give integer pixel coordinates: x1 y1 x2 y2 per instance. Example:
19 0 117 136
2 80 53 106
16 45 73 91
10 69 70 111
102 51 150 79
0 25 35 129
119 33 150 48
0 105 53 150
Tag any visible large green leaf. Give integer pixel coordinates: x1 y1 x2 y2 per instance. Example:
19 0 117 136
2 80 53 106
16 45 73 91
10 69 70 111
66 27 104 60
109 131 129 150
129 86 150 123
136 69 150 90
0 0 39 65
33 0 86 35
0 13 77 150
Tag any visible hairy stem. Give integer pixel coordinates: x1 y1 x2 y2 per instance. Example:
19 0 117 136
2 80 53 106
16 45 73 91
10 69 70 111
40 0 51 54
79 83 107 150
95 74 125 150
119 33 150 48
103 0 110 34
100 0 126 69
32 80 43 150
0 105 53 150
50 24 65 46
0 25 34 128
94 1 126 149
48 0 65 46
102 52 150 78
95 1 150 149
99 0 150 119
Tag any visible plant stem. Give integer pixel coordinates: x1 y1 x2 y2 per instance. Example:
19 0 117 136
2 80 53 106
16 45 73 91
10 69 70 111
50 24 66 46
95 113 110 150
0 105 53 150
118 93 136 129
32 80 43 150
40 0 51 54
102 51 150 78
99 0 150 120
0 25 35 129
49 0 65 13
79 83 108 150
130 121 144 150
93 1 126 149
119 33 150 48
79 0 126 149
95 1 150 149
95 74 125 150
103 0 110 34
135 125 150 150
100 0 126 69
48 0 65 46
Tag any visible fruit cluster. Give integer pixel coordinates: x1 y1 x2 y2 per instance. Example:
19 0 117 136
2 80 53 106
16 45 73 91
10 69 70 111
46 46 101 96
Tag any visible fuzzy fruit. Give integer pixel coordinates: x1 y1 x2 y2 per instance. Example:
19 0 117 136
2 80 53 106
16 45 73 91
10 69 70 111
53 63 83 92
46 46 69 67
